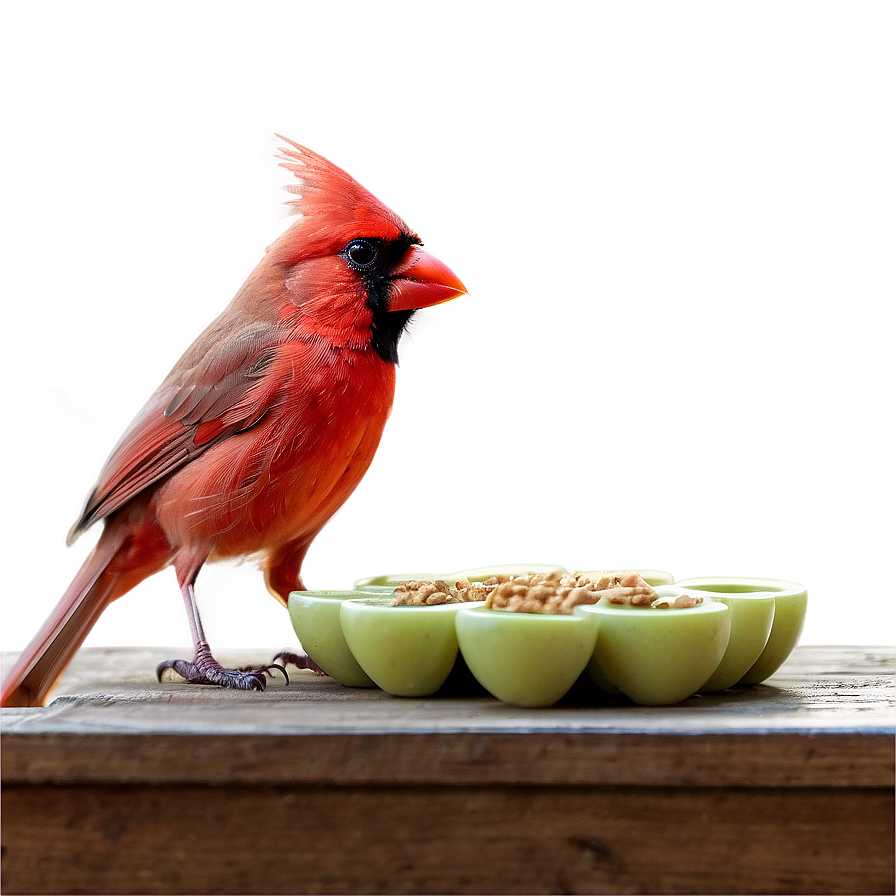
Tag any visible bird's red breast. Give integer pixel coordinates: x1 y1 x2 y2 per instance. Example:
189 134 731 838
154 335 397 560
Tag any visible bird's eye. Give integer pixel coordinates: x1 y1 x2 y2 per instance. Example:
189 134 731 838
345 239 377 268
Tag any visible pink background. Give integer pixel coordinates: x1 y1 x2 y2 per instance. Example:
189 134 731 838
2 2 892 652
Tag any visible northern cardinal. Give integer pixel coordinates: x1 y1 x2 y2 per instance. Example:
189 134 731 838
2 136 466 707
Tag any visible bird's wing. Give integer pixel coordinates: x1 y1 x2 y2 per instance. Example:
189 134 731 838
69 321 290 541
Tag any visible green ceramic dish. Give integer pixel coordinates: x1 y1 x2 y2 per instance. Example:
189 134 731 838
455 607 600 708
575 596 731 705
340 597 482 697
287 591 376 688
693 589 776 691
675 577 807 684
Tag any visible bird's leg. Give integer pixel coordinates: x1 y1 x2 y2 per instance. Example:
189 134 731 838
263 536 313 606
157 579 287 691
262 539 327 675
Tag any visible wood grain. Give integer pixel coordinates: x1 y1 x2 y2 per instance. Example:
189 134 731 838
2 729 892 789
2 784 893 894
2 645 893 788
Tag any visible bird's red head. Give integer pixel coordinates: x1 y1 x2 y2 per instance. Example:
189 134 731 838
262 136 466 362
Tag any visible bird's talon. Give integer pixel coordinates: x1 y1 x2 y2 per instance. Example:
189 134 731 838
156 658 203 683
236 662 289 685
272 650 327 677
269 663 289 684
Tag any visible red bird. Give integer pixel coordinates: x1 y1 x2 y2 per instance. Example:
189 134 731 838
2 136 466 707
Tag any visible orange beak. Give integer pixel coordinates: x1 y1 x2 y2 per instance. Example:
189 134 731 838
388 246 467 312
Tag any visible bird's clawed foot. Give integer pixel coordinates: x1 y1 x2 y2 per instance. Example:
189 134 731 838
157 641 288 691
272 650 327 677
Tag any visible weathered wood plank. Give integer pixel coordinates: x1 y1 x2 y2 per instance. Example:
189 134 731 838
2 646 892 788
2 646 893 895
2 729 892 788
2 783 893 895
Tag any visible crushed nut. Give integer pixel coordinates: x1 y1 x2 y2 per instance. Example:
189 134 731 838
388 570 702 611
651 592 703 609
483 571 608 615
595 571 661 607
390 579 489 606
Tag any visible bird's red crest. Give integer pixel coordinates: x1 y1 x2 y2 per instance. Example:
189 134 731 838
273 135 414 259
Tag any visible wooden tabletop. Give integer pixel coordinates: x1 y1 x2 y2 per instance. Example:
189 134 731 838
2 644 893 788
2 645 894 895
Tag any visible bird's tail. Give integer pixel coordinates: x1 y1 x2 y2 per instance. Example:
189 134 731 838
2 528 131 707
